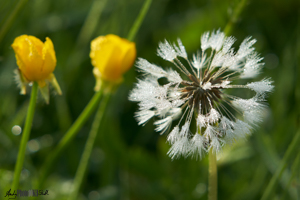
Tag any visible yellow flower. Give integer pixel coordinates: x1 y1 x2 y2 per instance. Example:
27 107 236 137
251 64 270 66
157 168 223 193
12 35 61 103
90 34 136 91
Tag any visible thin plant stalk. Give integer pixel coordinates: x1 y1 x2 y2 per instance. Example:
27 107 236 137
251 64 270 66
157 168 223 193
55 0 108 132
38 90 103 187
208 149 217 200
66 0 108 74
280 151 300 200
12 81 38 191
69 91 111 200
224 0 248 36
0 0 28 44
127 0 152 41
76 0 108 48
69 0 153 197
261 129 300 200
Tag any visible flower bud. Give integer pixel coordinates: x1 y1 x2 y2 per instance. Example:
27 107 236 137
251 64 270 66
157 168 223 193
12 35 61 103
90 34 136 91
12 35 56 82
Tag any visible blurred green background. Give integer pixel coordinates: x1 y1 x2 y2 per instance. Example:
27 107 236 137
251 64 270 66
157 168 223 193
0 0 299 199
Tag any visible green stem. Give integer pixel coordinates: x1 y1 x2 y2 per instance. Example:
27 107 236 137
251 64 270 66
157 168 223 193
224 0 248 36
208 149 217 200
12 81 38 191
280 151 300 200
64 0 108 88
0 0 28 44
38 90 103 187
127 0 152 41
261 129 300 200
69 92 111 200
76 0 108 48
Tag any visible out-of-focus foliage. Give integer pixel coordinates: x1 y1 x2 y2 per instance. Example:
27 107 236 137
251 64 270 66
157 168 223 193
0 0 299 199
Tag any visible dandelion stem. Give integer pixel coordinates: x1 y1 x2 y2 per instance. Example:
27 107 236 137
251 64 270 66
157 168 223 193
38 90 103 188
0 0 28 44
206 1 249 199
12 81 38 191
261 129 300 200
69 91 111 200
208 149 218 200
127 0 152 41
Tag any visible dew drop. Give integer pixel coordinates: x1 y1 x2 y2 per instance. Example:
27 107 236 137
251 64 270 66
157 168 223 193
12 125 22 135
27 139 40 153
20 168 30 180
40 134 53 147
88 191 100 200
193 183 206 198
61 181 73 193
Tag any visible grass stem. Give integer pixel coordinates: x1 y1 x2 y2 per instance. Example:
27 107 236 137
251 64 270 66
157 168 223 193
38 90 103 187
0 0 28 44
127 0 152 41
261 129 300 200
12 81 38 191
69 92 111 200
224 0 248 36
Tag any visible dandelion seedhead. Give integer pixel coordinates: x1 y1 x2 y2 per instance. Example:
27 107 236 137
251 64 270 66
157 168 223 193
129 29 274 159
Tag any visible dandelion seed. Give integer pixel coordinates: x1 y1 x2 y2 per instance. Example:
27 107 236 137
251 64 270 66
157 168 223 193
247 78 274 95
167 126 180 145
189 134 206 159
129 30 273 159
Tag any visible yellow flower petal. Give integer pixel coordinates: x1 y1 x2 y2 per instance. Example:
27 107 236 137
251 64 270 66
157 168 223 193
12 35 62 100
11 35 56 81
90 35 122 81
90 34 136 84
41 37 57 80
120 41 136 74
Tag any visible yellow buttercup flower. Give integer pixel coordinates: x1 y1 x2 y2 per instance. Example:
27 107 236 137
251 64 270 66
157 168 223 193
12 35 62 103
90 34 136 91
